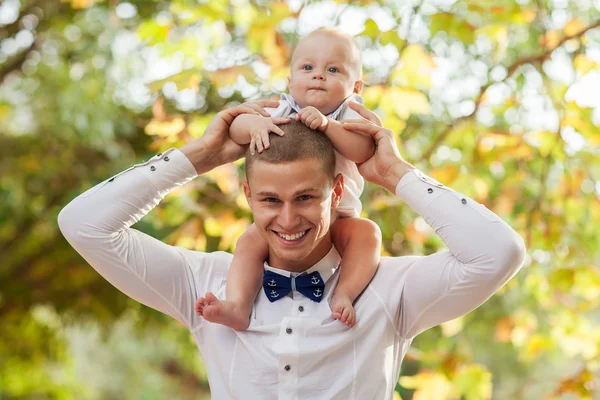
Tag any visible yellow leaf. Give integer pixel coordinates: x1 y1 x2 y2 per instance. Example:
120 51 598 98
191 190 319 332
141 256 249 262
173 218 206 250
524 130 556 157
495 317 514 343
429 166 460 187
204 217 222 236
453 364 492 400
361 85 384 109
524 334 554 359
363 19 380 39
573 54 598 76
399 371 452 400
564 19 586 36
210 65 255 87
392 45 436 89
539 31 561 49
70 0 95 9
147 69 203 92
220 214 250 251
188 114 215 138
383 87 430 119
440 316 464 337
145 118 186 138
137 20 170 45
206 163 240 195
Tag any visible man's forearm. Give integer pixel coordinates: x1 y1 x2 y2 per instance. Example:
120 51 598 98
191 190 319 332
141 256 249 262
180 140 218 175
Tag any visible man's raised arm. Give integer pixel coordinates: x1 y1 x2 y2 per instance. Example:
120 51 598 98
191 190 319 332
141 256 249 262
343 104 526 339
58 101 277 330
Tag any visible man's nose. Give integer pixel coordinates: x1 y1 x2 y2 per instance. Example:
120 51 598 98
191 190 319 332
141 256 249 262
278 203 300 229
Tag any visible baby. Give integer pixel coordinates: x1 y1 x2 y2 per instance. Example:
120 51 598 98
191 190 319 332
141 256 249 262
195 27 382 330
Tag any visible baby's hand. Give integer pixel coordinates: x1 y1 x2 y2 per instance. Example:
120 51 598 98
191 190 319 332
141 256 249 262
248 116 288 155
297 106 328 132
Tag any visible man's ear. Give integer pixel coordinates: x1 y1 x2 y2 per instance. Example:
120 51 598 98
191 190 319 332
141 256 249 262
242 180 252 209
331 173 344 208
353 80 363 94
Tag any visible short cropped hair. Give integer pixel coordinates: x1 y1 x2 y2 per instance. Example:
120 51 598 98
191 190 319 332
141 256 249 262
245 120 336 182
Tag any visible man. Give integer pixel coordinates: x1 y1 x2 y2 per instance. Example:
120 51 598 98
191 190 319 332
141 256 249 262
58 100 526 399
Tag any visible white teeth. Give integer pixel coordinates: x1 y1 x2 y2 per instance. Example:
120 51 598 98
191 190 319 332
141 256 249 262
278 230 307 241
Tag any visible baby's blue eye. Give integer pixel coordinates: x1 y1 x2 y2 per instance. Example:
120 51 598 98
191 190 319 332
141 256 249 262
328 67 339 73
303 65 313 71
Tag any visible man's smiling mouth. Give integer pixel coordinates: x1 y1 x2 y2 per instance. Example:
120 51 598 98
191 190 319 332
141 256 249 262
274 229 310 241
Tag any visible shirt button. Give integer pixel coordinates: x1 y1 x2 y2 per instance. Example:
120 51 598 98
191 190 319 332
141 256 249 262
150 166 156 171
164 156 170 161
286 328 292 334
284 365 291 371
298 306 304 312
427 188 433 194
461 198 467 204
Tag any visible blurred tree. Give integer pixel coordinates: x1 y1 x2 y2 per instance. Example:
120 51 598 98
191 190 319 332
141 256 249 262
1 0 599 398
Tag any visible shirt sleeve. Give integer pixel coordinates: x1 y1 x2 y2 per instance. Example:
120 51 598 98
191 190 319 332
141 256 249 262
385 170 526 338
57 148 229 331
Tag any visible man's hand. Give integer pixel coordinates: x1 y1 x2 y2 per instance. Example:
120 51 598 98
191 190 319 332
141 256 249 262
180 100 280 174
296 106 328 131
342 102 415 193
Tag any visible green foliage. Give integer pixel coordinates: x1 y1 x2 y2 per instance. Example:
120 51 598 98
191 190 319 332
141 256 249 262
1 0 599 398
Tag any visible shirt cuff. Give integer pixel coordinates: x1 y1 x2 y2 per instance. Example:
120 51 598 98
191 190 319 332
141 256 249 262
394 169 449 210
137 148 198 195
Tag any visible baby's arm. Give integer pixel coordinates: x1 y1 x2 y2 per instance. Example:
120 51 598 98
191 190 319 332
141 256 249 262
296 107 375 164
325 119 376 163
230 114 289 154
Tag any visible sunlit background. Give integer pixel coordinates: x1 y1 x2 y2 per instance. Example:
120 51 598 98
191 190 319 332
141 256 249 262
1 0 599 398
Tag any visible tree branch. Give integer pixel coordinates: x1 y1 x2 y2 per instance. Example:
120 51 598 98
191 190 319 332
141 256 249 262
0 41 37 84
418 19 600 162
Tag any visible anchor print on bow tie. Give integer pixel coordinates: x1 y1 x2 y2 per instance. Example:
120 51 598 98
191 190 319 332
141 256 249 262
262 270 326 303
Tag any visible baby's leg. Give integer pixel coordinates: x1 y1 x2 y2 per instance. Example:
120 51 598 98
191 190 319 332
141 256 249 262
195 224 268 331
330 217 382 328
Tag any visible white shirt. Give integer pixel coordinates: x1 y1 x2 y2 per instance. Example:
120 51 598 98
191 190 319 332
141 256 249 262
58 148 526 399
267 93 365 217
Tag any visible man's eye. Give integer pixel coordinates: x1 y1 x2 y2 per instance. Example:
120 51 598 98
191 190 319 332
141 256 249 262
298 195 311 201
264 198 279 203
302 65 313 71
327 67 338 73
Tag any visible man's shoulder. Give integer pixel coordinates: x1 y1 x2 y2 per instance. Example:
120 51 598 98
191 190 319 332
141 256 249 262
368 255 421 290
184 249 233 281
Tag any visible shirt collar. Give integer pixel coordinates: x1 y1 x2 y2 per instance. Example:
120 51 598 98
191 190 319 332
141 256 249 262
263 246 341 284
279 93 363 120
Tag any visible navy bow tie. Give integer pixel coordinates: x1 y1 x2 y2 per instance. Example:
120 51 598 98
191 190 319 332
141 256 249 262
263 270 325 302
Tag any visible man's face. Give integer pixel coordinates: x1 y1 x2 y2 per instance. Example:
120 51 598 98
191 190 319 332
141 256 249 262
243 158 343 271
289 34 361 115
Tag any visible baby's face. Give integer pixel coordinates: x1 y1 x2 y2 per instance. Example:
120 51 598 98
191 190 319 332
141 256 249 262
289 34 361 115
